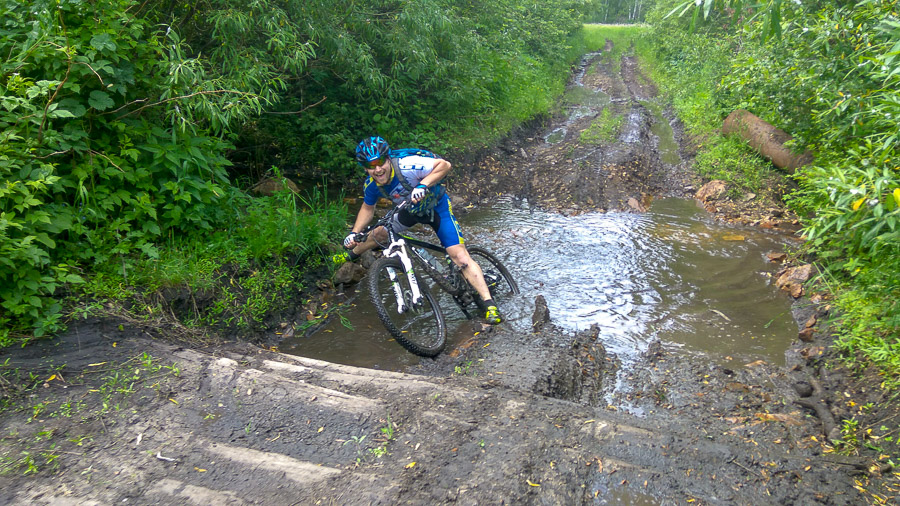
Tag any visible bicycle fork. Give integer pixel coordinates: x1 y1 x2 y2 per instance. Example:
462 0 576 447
386 244 424 314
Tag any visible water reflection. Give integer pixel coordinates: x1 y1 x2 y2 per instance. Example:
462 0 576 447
462 197 796 366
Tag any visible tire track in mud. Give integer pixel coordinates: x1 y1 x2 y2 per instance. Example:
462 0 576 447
453 48 695 216
1 322 866 505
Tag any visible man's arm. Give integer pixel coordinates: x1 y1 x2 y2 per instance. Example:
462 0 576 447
420 159 451 188
352 203 376 233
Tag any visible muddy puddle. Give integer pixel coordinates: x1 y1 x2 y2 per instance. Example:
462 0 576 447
283 197 796 377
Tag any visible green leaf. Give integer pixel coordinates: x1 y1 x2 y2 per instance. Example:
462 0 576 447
90 33 117 52
57 98 87 118
88 90 115 111
65 274 85 284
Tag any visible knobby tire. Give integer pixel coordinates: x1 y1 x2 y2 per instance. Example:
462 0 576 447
466 246 520 299
367 256 447 357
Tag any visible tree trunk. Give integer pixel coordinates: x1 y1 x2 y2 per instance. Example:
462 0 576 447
722 109 814 173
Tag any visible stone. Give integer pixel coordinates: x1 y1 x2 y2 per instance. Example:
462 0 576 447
333 262 366 284
798 328 816 342
695 180 728 203
774 264 815 298
250 177 300 196
532 295 551 332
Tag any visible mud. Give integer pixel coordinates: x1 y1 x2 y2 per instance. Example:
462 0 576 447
2 43 898 504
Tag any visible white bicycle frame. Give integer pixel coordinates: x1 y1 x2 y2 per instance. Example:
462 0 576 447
382 237 425 314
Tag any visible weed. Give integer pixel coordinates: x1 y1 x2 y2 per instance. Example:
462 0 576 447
579 108 624 145
454 361 477 376
343 435 368 464
68 435 92 446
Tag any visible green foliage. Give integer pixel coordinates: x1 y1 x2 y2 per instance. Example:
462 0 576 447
236 178 345 261
2 0 594 344
0 0 256 341
580 108 625 145
87 178 348 330
693 135 777 195
153 0 593 177
646 0 900 376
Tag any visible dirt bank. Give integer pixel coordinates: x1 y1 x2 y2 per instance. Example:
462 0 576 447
2 43 898 505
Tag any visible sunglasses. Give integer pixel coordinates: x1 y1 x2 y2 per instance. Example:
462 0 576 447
363 156 388 169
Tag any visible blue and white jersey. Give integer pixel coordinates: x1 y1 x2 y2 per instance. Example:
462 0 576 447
363 155 441 206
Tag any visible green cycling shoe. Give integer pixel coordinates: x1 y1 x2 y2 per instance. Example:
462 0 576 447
485 305 503 324
332 251 352 266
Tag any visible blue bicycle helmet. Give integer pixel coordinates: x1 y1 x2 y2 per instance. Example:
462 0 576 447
355 136 390 166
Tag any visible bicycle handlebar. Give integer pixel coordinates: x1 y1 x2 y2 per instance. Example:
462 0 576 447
347 199 411 246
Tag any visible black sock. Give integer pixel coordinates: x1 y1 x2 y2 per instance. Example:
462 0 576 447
483 298 495 308
347 250 360 261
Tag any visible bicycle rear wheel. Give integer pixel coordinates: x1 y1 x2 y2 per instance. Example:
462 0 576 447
468 247 519 301
367 257 446 357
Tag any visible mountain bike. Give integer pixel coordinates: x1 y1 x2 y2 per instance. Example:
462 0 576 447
350 201 519 357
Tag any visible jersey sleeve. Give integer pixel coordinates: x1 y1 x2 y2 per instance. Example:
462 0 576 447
363 177 380 206
397 155 439 185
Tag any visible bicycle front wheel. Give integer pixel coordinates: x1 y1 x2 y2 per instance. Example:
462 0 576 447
468 247 520 301
367 257 447 357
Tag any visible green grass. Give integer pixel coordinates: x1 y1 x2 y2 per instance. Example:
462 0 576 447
580 108 625 145
582 23 649 54
692 135 779 196
74 178 349 334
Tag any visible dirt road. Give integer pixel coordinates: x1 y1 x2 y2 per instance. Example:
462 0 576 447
1 44 893 505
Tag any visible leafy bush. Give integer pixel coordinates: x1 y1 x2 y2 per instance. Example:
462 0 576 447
0 0 255 342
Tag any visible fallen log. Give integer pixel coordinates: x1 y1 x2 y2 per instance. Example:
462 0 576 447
793 368 840 441
722 109 814 173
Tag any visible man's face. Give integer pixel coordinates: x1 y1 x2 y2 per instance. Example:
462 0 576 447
365 157 391 185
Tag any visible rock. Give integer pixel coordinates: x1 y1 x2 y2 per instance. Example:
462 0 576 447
774 264 814 298
626 197 645 212
532 295 551 331
798 328 816 342
359 251 378 269
333 262 366 284
766 252 787 263
643 340 664 361
800 346 825 360
250 177 300 196
695 180 728 203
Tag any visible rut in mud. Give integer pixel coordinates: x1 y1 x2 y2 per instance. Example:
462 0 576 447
1 43 893 505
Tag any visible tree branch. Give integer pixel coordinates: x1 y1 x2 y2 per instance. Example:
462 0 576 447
264 95 326 115
115 90 256 118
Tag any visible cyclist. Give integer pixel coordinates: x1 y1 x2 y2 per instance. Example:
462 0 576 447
334 135 503 324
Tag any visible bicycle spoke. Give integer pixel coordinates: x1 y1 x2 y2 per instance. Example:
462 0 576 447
368 256 446 357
